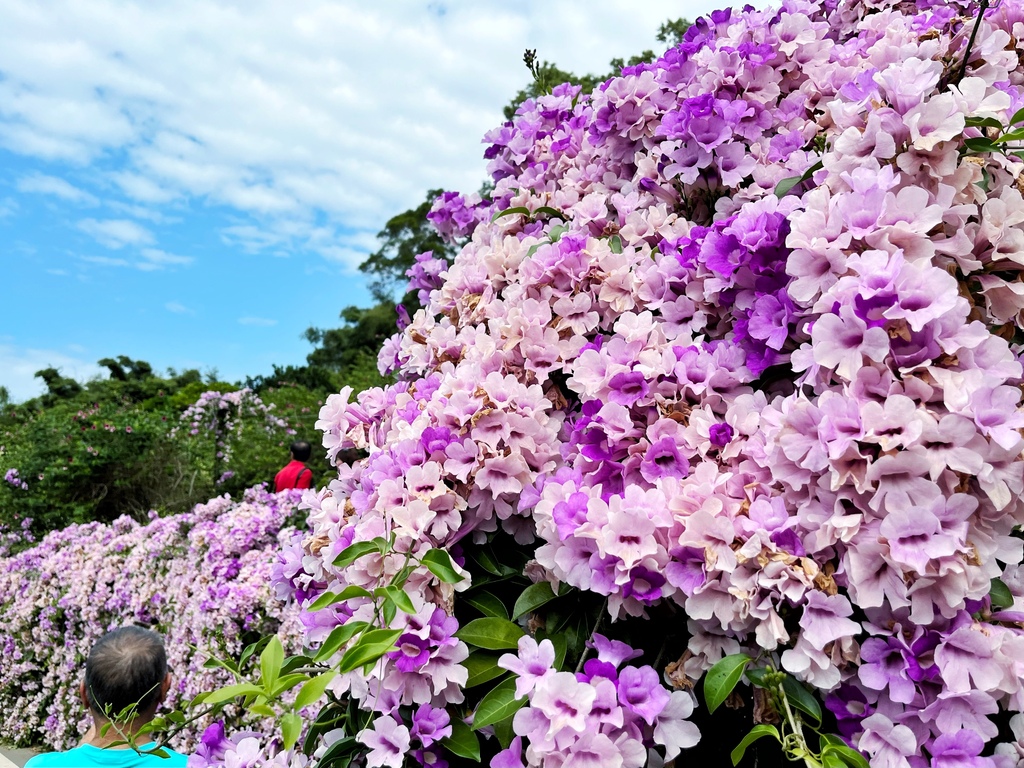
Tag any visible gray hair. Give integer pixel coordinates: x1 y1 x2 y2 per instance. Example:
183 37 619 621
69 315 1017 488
84 627 167 717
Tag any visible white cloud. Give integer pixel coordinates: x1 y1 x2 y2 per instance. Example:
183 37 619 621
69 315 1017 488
139 247 193 269
0 197 17 219
16 172 98 204
0 0 728 262
80 254 131 267
238 316 277 326
0 343 103 402
165 301 193 314
77 217 154 248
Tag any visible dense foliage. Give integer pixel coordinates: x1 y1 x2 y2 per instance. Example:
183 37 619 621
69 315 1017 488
0 358 331 534
0 487 305 750
189 1 1024 767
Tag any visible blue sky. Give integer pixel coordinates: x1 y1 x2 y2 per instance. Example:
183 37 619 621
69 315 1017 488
1 0 725 401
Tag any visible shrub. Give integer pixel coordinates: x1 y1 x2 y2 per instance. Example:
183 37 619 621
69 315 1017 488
0 487 304 750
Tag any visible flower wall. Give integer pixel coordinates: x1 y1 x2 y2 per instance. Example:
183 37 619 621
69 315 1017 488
0 487 304 751
281 0 1024 765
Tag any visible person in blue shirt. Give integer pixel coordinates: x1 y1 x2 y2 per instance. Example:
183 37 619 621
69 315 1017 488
26 627 188 768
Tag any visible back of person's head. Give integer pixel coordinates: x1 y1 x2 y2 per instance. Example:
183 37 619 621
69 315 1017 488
290 440 312 462
84 626 167 718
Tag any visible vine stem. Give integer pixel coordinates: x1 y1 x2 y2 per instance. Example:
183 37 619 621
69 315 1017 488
955 0 991 86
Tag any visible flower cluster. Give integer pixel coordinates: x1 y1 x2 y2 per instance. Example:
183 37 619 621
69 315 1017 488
0 487 304 751
494 635 699 768
3 468 27 490
290 0 1024 766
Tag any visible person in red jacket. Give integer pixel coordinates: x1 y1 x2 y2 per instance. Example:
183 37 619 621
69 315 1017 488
274 441 314 491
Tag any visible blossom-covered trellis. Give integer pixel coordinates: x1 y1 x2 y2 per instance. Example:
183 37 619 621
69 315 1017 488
0 488 304 751
206 0 1024 766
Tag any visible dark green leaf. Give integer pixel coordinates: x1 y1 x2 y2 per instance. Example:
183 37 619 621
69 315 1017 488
494 714 516 749
491 207 532 222
308 585 373 612
745 667 769 688
774 160 823 198
991 578 1014 610
314 621 369 662
294 670 338 709
730 724 781 766
965 136 1000 153
471 549 516 577
464 652 508 688
239 636 271 669
703 653 752 714
304 703 348 753
965 116 1005 130
782 675 821 724
472 677 527 730
382 598 397 626
338 628 402 673
997 127 1024 144
202 657 238 674
442 718 480 761
1011 107 1024 126
317 736 357 768
260 636 284 690
422 548 465 583
464 590 509 619
332 541 382 568
512 581 557 620
533 206 565 220
456 618 525 650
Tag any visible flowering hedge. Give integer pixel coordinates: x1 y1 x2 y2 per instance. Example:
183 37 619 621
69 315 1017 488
200 0 1024 766
0 487 304 751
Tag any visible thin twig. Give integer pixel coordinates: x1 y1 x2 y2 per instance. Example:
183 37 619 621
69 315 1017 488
955 0 991 86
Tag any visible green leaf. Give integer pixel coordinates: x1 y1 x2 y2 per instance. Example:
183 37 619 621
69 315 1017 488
547 224 569 241
991 578 1015 610
382 598 397 626
533 206 565 220
250 703 276 717
1010 107 1024 126
730 724 781 766
421 548 465 583
380 585 417 614
270 673 310 698
774 160 823 198
314 621 369 662
491 206 532 222
338 628 402 673
464 590 509 619
202 656 239 675
512 581 557 620
442 718 480 761
782 675 822 724
745 667 769 688
472 677 527 730
307 585 373 612
202 682 265 705
304 703 348 754
822 743 871 768
965 116 1005 130
609 235 623 254
997 127 1024 144
281 713 302 750
456 618 525 650
823 752 848 768
464 652 508 688
332 540 383 568
703 653 752 714
260 636 284 690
